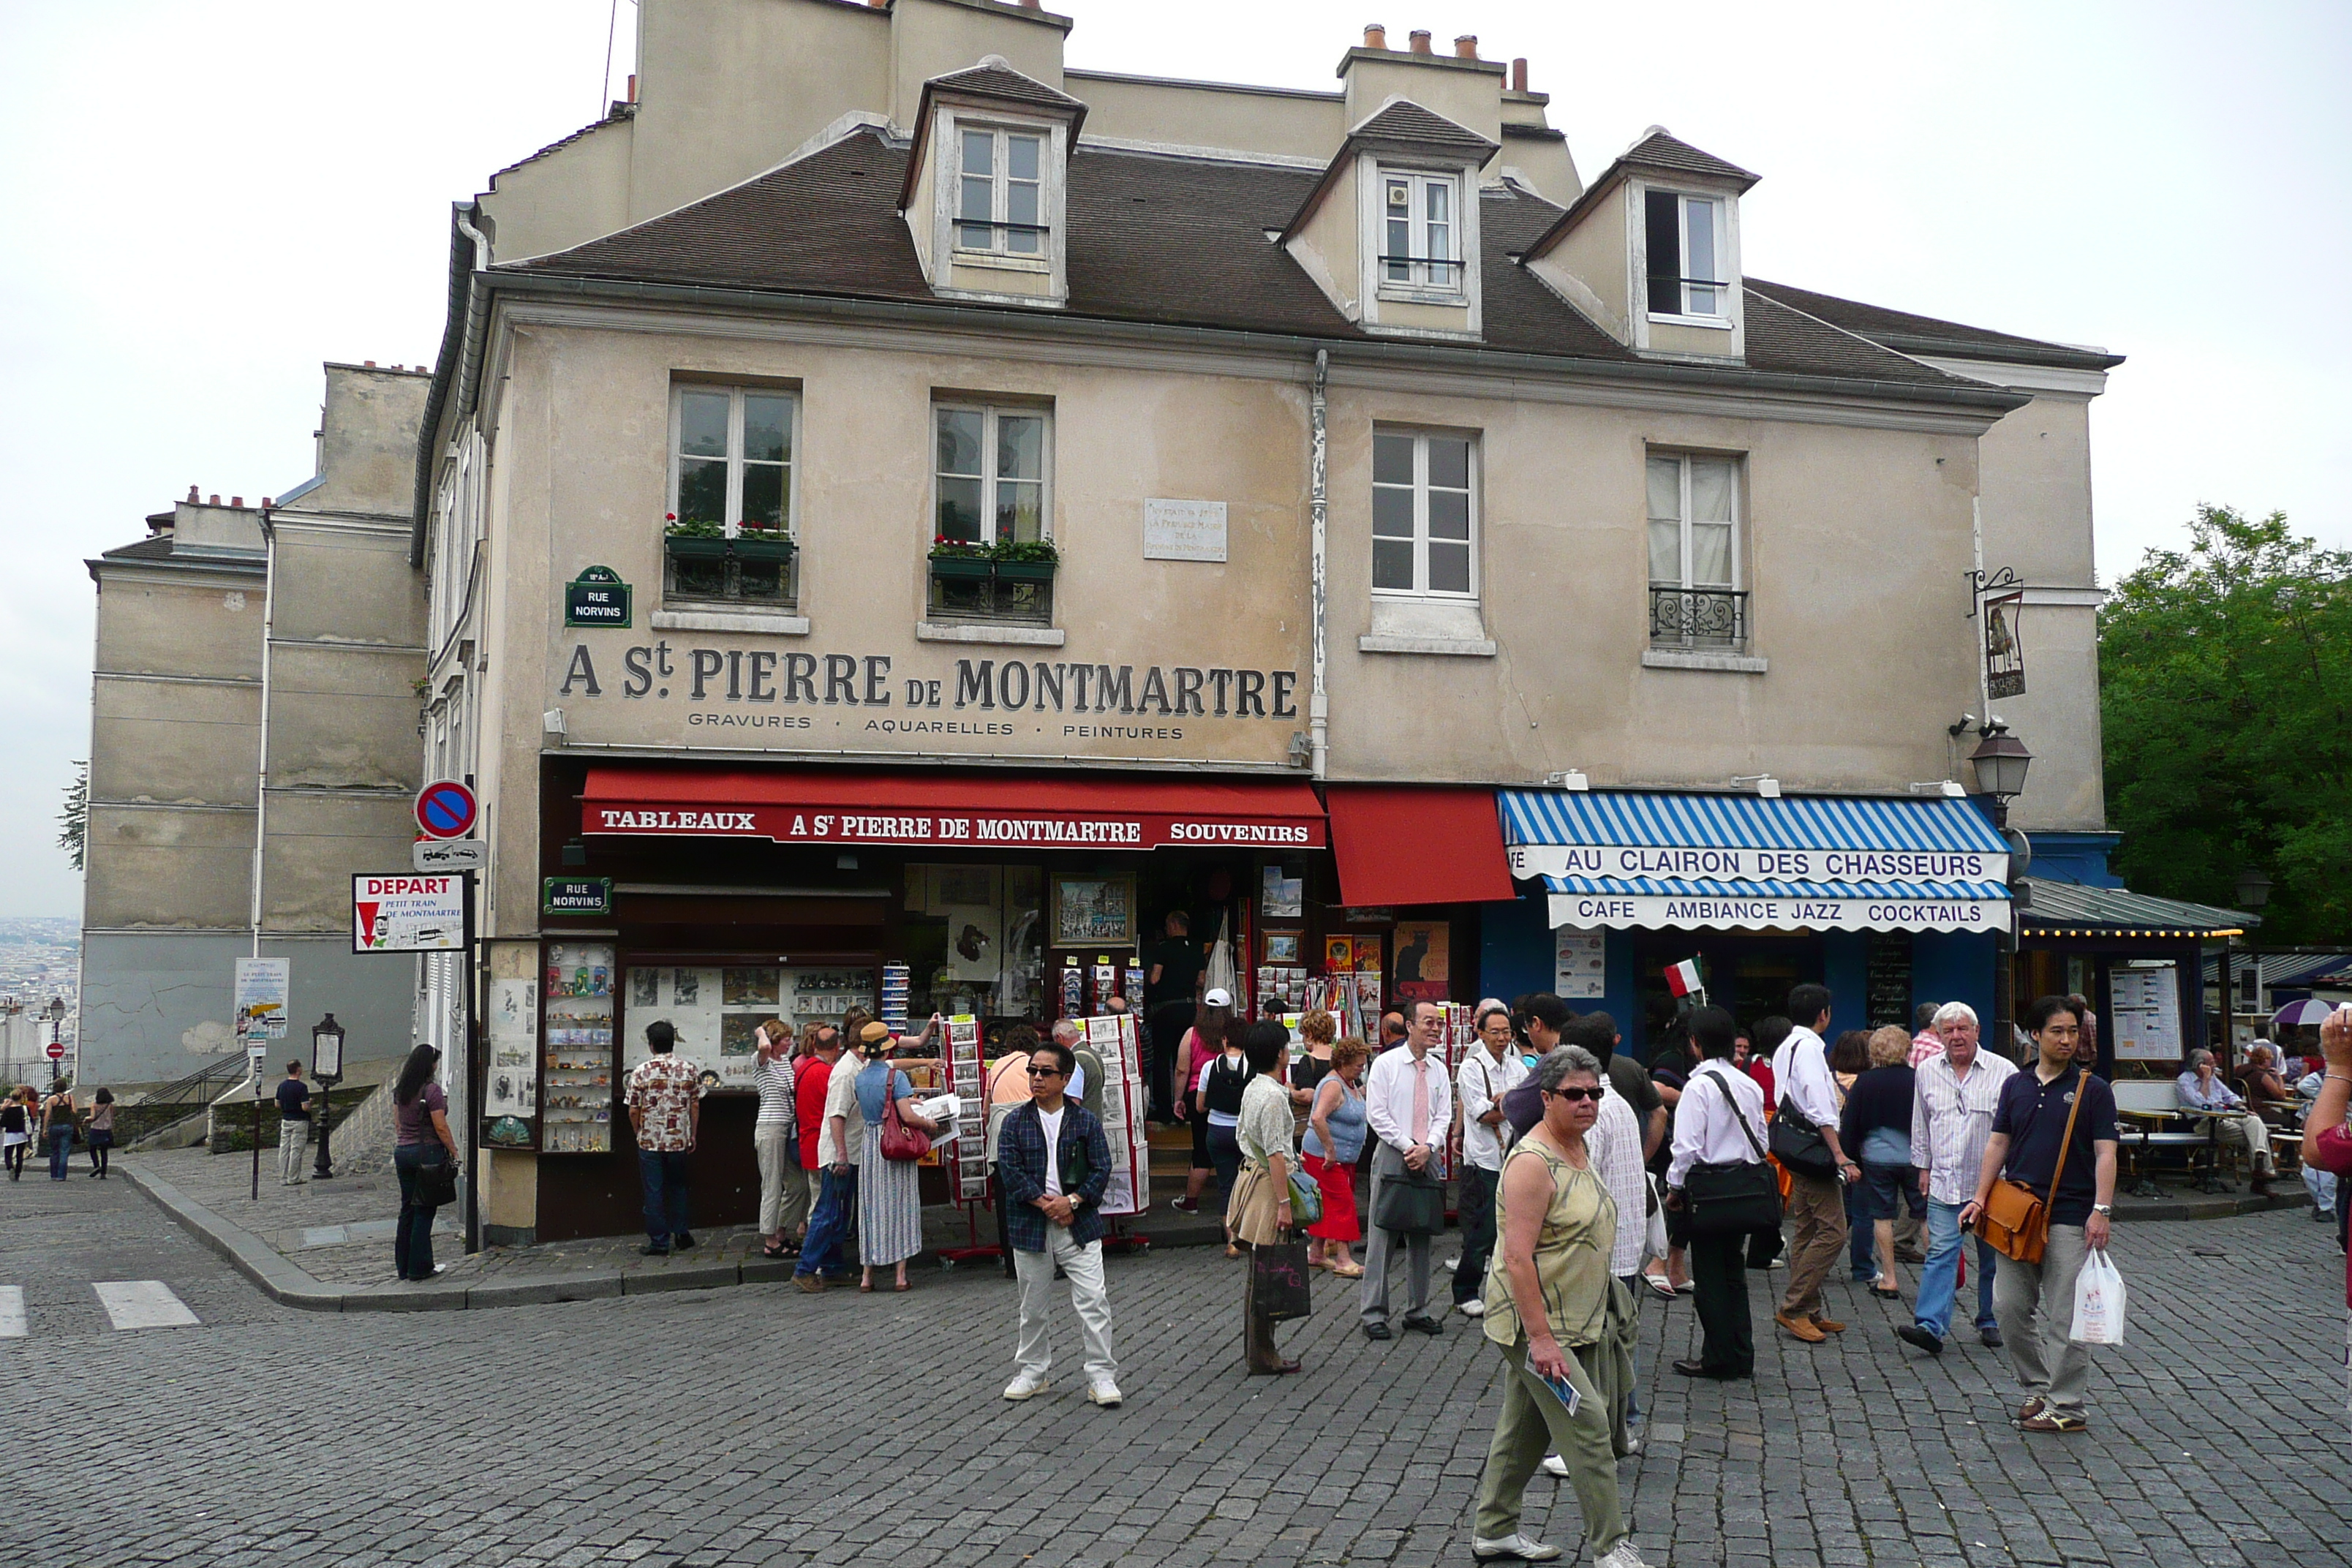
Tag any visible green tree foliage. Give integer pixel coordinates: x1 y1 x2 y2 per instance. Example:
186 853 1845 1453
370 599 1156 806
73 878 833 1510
57 762 86 872
2100 506 2352 942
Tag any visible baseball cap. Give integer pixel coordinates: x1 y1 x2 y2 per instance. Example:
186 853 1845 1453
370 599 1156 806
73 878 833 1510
1204 987 1232 1009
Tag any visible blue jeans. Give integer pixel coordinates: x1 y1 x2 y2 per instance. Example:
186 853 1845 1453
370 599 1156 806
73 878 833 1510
48 1128 73 1180
638 1150 692 1247
1914 1197 1997 1339
1845 1175 1874 1278
392 1145 441 1279
796 1165 859 1278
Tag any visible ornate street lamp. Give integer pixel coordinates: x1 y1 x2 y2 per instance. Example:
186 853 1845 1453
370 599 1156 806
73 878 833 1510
310 1013 346 1180
2226 868 2273 1067
1966 722 2034 826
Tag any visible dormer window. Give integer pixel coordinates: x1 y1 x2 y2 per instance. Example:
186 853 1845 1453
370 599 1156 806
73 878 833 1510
1382 171 1460 293
1645 189 1727 320
958 128 1045 257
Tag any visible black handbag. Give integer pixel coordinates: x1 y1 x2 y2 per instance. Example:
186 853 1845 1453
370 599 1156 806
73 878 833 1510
1251 1235 1313 1322
1372 1161 1446 1235
1768 1095 1839 1180
416 1147 459 1208
1684 1074 1784 1237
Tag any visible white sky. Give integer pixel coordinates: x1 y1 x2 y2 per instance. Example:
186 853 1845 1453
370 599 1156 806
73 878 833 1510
1 0 2345 917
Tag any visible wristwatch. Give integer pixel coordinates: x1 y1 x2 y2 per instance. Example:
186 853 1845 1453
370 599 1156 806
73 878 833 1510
2091 1204 2113 1215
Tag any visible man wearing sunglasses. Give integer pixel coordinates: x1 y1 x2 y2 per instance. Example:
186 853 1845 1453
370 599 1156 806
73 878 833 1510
998 1039 1122 1407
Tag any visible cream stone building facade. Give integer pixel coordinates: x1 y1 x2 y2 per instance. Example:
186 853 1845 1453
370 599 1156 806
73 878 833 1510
80 363 431 1086
412 0 2120 1240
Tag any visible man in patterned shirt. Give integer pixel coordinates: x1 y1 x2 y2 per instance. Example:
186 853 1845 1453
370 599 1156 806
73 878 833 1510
627 1019 704 1256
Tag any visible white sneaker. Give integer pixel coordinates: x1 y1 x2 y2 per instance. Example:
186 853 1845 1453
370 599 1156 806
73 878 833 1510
1538 1453 1570 1478
1471 1536 1563 1562
1594 1541 1658 1568
1458 1297 1487 1318
1002 1374 1048 1401
1086 1379 1123 1407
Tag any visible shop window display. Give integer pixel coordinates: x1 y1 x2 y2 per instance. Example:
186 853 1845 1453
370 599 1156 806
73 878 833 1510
543 942 615 1153
902 863 1045 1023
621 964 878 1089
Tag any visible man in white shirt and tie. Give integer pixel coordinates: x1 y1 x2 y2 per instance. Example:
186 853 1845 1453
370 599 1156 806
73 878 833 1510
1665 1005 1770 1379
1360 998 1454 1340
1771 983 1861 1344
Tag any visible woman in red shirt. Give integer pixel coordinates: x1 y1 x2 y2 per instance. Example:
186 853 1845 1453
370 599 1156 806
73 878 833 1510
795 1024 844 1220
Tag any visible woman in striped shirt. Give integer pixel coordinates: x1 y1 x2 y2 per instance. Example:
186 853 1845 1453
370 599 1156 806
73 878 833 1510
753 1018 805 1260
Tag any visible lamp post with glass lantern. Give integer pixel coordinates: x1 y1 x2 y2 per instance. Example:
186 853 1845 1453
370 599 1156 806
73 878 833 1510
2228 868 2272 1068
43 997 67 1085
1966 722 2034 1047
310 1013 345 1180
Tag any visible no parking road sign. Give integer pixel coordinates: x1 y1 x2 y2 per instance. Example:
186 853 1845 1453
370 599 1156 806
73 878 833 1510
415 780 478 840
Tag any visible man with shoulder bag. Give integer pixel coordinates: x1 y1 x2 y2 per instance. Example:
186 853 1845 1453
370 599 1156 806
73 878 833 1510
1665 1006 1776 1380
1959 995 2119 1433
1360 1000 1453 1341
1770 984 1861 1343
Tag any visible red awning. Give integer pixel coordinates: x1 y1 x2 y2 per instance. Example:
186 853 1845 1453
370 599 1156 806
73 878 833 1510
1327 785 1515 905
581 766 1326 851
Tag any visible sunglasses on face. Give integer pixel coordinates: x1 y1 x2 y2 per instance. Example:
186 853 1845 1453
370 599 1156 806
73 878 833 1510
1028 1065 1064 1078
1543 1086 1603 1103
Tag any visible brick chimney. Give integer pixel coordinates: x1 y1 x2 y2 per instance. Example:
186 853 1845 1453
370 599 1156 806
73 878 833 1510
1363 23 1387 49
1511 57 1529 92
1453 34 1477 59
1408 29 1432 53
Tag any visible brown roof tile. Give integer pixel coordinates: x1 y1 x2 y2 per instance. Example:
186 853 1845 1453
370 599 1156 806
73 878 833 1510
1621 129 1759 189
1748 278 2123 369
1349 99 1499 162
927 63 1085 114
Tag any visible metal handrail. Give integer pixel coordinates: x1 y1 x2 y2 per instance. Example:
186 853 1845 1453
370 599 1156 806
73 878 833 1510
136 1052 252 1112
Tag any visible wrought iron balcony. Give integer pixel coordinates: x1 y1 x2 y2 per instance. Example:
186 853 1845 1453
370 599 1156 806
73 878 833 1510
1648 585 1749 649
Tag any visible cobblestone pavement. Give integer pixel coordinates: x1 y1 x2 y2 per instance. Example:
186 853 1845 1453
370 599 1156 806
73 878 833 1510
8 1164 2350 1567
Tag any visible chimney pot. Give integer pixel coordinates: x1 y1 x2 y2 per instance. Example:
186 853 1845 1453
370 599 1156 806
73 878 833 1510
1408 29 1432 53
364 359 376 366
209 494 221 506
186 485 200 502
1363 23 1386 49
625 72 637 102
1511 57 1528 92
263 498 274 509
864 0 886 7
1454 34 1477 58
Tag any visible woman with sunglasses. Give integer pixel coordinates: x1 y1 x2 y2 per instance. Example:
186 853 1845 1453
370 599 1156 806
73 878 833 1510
1469 1045 1651 1568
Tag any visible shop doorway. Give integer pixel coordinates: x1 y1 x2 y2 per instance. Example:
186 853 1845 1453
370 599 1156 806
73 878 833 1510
1629 929 1824 1059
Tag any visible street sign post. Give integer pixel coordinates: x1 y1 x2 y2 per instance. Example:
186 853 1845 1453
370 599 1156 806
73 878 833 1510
412 838 487 873
45 1041 64 1062
414 780 478 840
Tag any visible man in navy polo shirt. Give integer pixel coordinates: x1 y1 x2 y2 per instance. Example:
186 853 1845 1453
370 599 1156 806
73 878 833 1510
1961 995 2119 1433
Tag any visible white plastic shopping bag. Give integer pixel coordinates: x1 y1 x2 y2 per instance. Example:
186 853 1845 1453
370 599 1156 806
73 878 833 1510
2069 1249 2127 1345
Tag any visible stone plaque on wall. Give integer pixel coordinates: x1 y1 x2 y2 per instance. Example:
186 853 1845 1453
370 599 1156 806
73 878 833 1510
1143 498 1227 562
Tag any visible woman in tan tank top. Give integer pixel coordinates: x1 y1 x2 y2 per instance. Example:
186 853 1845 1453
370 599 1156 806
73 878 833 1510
1469 1044 1653 1568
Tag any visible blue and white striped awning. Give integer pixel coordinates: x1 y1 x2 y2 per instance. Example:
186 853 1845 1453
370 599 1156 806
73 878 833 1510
1499 788 2012 933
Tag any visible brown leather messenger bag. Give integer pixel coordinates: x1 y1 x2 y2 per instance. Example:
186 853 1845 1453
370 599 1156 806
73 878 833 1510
1973 1068 2087 1266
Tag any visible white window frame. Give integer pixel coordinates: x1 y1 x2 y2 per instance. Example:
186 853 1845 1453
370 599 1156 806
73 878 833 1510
1378 168 1464 297
1646 452 1744 592
666 384 799 537
932 402 1054 547
1644 189 1730 325
1370 427 1480 602
952 124 1048 260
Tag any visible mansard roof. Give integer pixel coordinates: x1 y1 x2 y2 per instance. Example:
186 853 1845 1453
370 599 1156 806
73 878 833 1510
504 128 2026 400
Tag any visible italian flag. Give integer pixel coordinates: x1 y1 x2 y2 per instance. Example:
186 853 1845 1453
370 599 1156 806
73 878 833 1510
1665 958 1703 998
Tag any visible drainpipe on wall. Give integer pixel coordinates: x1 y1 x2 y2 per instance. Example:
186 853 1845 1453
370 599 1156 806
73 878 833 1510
248 503 276 964
1309 349 1330 780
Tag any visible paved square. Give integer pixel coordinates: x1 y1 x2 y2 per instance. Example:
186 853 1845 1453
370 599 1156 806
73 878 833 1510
7 1169 2349 1567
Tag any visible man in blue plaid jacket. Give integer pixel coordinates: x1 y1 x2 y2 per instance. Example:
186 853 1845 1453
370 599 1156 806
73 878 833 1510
998 1039 1121 1406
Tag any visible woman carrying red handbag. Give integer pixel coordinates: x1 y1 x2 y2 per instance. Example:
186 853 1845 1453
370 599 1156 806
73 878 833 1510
852 1022 941 1293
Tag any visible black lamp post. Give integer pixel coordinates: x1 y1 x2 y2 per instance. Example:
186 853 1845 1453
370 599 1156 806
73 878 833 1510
2227 869 2272 1066
42 997 66 1085
310 1013 345 1180
1967 723 2034 1049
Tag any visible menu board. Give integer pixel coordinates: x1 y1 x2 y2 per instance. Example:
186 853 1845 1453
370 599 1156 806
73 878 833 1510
2110 963 2182 1060
1866 931 1914 1030
543 941 614 1153
1553 927 1606 1001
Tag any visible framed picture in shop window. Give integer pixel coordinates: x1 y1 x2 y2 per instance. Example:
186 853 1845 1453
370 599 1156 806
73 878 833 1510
1051 873 1136 946
1264 932 1300 964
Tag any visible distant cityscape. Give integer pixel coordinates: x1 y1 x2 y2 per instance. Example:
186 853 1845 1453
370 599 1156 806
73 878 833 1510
0 917 80 1085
